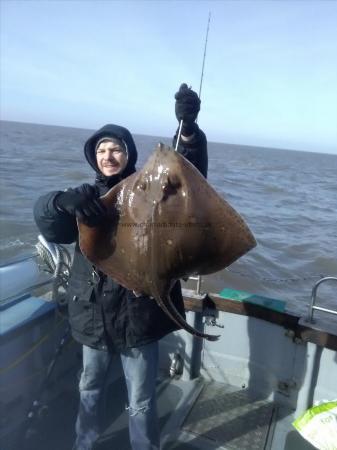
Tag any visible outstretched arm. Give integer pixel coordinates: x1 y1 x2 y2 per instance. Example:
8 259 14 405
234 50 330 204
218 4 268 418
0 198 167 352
172 83 208 178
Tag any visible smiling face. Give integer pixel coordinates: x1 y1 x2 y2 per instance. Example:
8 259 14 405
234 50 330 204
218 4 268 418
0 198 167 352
96 139 128 177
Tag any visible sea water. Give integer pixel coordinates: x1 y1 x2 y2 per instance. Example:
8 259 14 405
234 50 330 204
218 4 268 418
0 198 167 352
0 120 336 313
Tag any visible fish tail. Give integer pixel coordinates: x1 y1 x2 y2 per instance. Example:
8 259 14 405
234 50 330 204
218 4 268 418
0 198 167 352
157 294 219 342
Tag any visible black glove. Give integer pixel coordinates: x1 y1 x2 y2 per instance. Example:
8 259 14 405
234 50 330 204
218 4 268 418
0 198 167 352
55 184 106 225
175 83 201 136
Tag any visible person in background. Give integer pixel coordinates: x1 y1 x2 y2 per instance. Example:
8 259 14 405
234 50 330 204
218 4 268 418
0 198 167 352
33 83 207 450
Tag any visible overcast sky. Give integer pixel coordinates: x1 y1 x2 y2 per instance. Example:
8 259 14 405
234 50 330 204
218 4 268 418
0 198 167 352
1 0 337 154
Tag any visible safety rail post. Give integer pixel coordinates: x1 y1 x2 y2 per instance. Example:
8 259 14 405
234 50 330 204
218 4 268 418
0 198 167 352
182 275 204 381
188 275 202 295
307 276 337 323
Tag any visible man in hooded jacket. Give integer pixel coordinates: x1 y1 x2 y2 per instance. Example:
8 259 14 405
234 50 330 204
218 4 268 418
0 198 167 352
34 84 208 450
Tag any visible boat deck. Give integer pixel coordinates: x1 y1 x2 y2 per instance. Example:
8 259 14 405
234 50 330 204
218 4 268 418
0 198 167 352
2 254 336 450
15 374 316 450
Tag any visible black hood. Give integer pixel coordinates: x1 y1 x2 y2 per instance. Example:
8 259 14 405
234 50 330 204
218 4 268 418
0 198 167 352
84 124 138 189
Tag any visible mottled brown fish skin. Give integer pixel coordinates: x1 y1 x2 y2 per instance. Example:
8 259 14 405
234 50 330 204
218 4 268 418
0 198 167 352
79 143 256 341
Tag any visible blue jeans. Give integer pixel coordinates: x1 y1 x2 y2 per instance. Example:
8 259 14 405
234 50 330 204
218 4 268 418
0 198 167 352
74 342 160 450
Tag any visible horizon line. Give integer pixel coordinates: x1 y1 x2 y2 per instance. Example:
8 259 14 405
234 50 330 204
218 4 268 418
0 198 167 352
1 118 336 157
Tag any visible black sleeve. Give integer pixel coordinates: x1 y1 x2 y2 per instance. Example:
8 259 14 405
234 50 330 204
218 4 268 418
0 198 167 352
172 124 208 178
33 189 78 244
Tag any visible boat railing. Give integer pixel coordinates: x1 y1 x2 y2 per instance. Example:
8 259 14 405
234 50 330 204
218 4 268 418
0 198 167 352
0 236 72 307
0 253 53 307
306 276 337 323
188 275 202 294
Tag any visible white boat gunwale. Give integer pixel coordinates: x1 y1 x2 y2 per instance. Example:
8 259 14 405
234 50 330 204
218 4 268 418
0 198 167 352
182 289 337 352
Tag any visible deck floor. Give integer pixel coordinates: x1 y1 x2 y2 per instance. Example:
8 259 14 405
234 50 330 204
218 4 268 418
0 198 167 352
180 382 275 450
9 376 316 450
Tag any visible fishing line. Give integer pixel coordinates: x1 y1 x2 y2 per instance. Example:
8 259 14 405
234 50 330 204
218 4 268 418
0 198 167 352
175 11 211 151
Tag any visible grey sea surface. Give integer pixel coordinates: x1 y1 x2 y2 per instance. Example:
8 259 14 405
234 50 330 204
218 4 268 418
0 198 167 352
0 120 336 314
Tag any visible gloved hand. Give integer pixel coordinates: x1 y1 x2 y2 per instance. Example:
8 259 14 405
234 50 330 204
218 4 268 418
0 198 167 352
55 184 106 225
175 83 201 136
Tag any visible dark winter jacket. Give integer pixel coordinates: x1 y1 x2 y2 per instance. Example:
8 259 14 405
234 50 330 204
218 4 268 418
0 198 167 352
34 124 208 351
173 123 208 178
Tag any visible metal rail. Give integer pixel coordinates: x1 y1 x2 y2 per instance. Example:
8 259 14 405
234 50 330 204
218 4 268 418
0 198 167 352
0 252 39 268
307 276 337 323
189 275 202 295
1 237 72 307
1 279 54 307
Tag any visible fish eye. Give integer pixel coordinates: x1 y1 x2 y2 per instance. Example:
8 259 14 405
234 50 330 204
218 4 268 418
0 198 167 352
137 180 147 191
168 175 181 189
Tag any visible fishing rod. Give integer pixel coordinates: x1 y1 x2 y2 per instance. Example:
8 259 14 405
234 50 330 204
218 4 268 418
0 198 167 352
175 11 211 151
199 11 211 100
